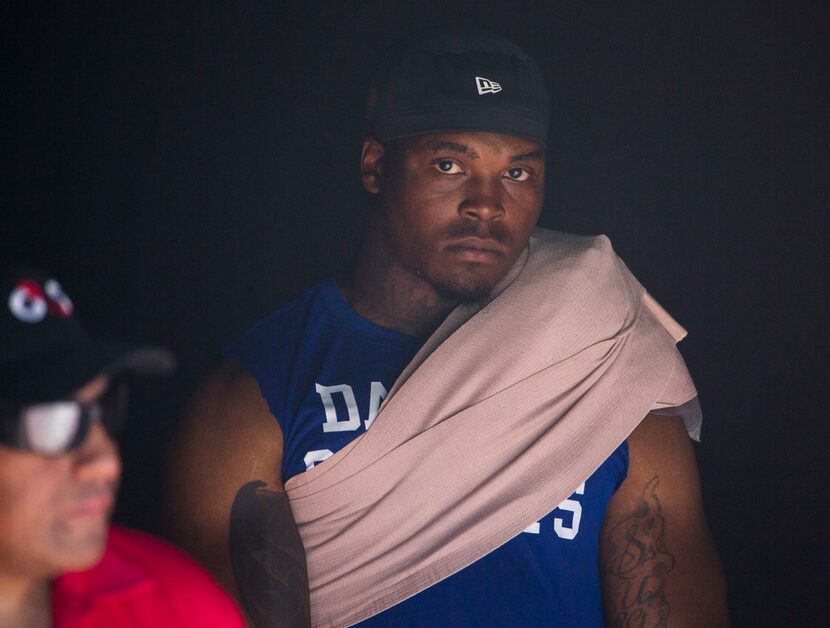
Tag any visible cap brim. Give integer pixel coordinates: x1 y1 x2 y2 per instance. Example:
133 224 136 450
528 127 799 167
0 338 175 404
371 106 549 147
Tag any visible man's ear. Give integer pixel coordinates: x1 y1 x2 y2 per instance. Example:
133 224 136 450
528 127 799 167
360 137 384 194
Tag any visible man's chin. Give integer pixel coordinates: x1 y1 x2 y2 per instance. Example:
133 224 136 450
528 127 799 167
431 274 496 305
55 520 110 572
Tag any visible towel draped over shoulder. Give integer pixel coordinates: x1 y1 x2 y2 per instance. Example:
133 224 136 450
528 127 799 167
285 229 702 627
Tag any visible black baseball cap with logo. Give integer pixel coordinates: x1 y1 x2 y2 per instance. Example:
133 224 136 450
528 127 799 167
366 26 549 146
0 265 174 405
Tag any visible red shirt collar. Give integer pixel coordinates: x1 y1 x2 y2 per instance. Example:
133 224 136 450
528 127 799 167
52 528 155 621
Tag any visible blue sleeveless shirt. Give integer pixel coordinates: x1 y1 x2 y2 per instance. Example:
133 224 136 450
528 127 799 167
228 279 628 627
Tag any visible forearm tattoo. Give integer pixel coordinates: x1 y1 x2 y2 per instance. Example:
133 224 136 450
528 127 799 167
229 481 311 628
603 475 676 627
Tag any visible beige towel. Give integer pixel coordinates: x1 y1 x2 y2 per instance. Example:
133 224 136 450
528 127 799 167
285 229 701 626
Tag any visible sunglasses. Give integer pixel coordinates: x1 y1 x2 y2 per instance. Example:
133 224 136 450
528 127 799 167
0 381 128 456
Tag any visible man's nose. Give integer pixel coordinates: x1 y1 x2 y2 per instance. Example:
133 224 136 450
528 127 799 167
458 176 505 221
74 422 121 483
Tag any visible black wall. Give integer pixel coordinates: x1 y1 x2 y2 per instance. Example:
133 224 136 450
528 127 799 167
3 3 827 626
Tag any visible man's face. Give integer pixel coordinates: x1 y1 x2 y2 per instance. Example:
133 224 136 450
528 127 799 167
368 131 545 302
0 377 120 580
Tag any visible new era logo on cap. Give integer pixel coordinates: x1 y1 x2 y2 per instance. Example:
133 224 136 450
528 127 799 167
475 76 502 95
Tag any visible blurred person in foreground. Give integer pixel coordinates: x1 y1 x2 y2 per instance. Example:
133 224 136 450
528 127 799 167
0 266 244 628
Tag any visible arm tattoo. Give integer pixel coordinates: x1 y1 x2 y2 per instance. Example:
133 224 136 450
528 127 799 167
604 475 676 627
229 480 311 628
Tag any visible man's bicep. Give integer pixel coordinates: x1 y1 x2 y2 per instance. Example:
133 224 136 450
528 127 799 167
165 361 309 626
599 413 728 627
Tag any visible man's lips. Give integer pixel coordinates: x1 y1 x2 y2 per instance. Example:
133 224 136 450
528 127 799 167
444 237 507 261
67 491 114 518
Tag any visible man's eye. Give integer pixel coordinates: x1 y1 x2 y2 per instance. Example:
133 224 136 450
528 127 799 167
434 160 463 175
505 167 530 181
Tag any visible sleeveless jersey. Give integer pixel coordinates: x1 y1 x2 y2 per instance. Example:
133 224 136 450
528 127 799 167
228 278 628 627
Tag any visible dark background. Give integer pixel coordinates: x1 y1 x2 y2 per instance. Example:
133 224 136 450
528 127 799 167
3 2 827 626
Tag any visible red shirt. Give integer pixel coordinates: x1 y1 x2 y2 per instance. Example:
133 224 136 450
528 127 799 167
53 526 245 627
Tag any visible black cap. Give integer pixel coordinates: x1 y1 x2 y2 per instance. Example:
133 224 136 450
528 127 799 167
366 27 549 146
0 266 174 404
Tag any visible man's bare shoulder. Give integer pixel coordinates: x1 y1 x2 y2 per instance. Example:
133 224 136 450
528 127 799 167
185 360 281 447
194 360 269 414
170 361 283 488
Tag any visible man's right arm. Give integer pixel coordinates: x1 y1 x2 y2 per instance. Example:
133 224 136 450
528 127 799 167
165 361 311 627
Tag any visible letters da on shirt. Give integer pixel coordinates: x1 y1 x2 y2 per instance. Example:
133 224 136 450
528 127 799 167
305 381 588 541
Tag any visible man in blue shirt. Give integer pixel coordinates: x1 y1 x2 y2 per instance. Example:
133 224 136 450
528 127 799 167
168 27 728 627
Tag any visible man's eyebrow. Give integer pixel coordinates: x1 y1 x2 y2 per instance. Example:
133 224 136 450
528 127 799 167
510 150 545 162
422 141 479 160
